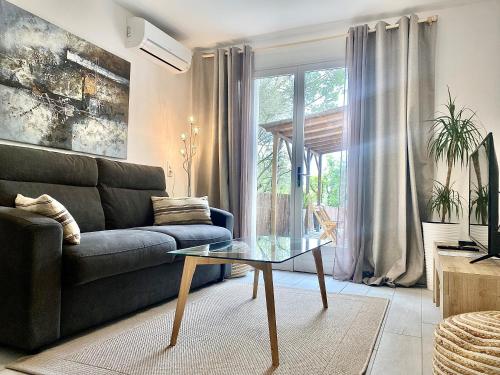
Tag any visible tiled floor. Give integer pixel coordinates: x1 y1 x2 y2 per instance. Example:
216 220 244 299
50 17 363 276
0 270 441 374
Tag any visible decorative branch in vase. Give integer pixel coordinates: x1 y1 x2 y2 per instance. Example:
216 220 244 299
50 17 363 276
180 116 199 197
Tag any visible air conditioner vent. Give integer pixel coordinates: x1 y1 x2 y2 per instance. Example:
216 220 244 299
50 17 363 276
139 48 183 72
126 17 192 74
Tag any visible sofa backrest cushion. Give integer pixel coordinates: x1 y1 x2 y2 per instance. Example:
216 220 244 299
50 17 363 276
96 158 168 229
0 145 105 232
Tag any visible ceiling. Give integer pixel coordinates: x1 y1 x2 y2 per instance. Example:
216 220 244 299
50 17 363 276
114 0 482 48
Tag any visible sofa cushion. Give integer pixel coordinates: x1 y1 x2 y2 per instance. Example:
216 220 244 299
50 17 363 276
151 196 212 225
0 144 105 232
97 158 168 229
97 158 165 190
99 185 168 229
0 144 98 186
16 194 81 244
63 229 177 286
135 224 232 248
0 181 104 232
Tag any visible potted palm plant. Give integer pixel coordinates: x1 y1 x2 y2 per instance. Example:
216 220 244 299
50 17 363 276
422 88 483 290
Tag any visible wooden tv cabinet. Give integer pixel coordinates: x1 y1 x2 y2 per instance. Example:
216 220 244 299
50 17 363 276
433 243 500 318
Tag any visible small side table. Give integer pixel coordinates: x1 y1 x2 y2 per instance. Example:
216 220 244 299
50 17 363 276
432 242 500 318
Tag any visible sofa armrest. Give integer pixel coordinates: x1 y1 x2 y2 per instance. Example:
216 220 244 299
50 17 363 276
210 207 234 235
0 206 63 351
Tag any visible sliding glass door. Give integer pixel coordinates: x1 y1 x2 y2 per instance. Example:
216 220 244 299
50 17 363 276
254 63 346 273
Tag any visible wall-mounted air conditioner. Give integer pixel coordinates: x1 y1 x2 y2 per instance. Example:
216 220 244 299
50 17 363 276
126 17 192 74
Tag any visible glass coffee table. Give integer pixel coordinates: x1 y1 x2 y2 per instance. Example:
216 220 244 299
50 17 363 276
169 236 331 367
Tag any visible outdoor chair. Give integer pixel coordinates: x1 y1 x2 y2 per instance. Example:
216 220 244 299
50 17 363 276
312 205 338 243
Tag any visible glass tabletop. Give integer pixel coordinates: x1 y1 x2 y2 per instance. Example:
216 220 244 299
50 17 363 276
169 236 332 263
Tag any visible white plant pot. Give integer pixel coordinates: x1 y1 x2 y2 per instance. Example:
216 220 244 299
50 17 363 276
422 222 461 290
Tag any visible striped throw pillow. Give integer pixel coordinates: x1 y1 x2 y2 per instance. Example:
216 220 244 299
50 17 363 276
151 196 212 225
15 194 81 244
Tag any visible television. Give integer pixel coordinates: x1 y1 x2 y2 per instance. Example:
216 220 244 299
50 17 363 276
468 132 500 263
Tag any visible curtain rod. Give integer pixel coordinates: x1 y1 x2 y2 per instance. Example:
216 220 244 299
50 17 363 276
202 15 437 58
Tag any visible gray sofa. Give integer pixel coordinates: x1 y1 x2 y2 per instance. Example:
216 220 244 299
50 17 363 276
0 144 233 351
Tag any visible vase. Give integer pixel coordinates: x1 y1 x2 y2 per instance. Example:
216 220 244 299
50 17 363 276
187 171 192 197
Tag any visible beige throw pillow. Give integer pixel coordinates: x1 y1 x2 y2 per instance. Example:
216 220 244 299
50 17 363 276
15 194 81 244
151 196 212 225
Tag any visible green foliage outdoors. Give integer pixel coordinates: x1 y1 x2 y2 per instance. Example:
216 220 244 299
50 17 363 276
256 69 346 207
257 69 345 125
304 155 346 207
304 69 346 116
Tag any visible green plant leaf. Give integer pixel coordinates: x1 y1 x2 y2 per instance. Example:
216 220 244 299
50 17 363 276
427 180 463 223
427 87 483 169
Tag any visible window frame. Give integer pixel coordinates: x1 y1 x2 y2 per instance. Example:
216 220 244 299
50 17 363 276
254 60 346 242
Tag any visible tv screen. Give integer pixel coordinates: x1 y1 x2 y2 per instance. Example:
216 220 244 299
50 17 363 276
469 138 490 249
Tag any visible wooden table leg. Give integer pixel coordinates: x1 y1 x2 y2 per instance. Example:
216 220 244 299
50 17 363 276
262 263 279 367
433 259 436 304
435 267 440 308
312 247 328 308
169 256 197 346
253 268 259 299
432 259 441 307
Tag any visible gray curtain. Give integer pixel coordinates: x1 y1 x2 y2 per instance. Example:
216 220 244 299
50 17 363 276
192 46 255 238
343 16 436 286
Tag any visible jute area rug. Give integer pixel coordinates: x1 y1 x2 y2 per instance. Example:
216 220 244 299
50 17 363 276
8 282 388 375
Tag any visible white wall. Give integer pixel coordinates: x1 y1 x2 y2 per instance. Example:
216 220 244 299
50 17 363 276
432 0 500 234
254 30 346 72
10 0 495 203
2 0 191 196
252 0 500 234
252 6 360 73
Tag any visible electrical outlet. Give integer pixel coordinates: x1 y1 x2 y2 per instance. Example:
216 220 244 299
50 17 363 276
167 163 174 177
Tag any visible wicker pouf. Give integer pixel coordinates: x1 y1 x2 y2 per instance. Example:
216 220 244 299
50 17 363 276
227 263 251 278
433 311 500 375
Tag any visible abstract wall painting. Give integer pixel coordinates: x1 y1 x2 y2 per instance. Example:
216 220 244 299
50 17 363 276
0 0 130 158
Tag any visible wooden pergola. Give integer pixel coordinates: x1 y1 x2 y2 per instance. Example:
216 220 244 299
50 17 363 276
259 107 345 234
